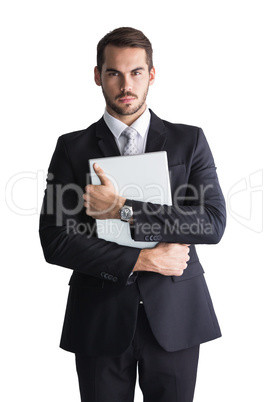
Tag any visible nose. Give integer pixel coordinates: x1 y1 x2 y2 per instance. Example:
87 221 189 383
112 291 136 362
120 75 132 92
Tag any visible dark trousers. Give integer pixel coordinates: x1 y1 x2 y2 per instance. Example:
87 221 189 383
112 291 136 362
75 304 200 402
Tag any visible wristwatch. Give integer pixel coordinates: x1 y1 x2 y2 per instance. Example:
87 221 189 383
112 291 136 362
119 199 133 222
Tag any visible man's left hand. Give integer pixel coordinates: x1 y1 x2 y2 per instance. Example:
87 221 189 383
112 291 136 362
83 163 126 220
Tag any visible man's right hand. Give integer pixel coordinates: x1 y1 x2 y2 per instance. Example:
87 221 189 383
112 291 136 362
133 243 190 277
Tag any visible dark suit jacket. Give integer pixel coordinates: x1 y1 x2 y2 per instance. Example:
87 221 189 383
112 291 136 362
39 110 226 356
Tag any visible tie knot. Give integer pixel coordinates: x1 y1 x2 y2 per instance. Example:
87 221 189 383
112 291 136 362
122 126 137 141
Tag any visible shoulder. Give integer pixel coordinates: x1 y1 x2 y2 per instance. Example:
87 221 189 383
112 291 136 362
162 119 200 136
149 110 203 150
150 109 200 136
59 120 99 145
54 118 103 160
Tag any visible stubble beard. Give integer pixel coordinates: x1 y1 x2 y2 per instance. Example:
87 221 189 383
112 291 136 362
102 86 149 116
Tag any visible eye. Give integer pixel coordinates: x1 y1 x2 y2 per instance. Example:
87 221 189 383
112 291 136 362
132 71 141 76
108 72 119 77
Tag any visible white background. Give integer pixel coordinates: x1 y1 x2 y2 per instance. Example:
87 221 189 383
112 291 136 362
1 0 267 401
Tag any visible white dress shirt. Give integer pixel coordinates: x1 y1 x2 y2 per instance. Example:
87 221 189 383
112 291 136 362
103 107 151 155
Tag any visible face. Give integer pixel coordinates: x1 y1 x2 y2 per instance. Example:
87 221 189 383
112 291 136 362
94 46 155 123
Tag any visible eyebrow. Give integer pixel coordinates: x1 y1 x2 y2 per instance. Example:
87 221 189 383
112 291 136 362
105 67 145 73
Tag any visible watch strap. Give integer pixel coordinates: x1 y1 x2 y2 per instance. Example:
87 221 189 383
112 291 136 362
124 199 132 207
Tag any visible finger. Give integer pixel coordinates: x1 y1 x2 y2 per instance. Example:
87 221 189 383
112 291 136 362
175 269 184 276
83 193 89 200
93 163 110 186
84 184 91 193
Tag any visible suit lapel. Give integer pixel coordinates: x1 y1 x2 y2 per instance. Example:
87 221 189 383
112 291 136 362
145 109 167 153
95 117 121 157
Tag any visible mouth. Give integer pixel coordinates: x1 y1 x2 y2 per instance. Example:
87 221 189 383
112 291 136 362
118 97 137 104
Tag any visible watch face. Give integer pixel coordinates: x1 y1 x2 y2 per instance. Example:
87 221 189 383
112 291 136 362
121 207 131 220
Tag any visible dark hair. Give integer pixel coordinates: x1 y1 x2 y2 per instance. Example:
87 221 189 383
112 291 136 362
97 27 153 73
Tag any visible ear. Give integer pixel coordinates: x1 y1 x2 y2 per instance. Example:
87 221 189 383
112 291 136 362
149 66 156 86
94 66 102 86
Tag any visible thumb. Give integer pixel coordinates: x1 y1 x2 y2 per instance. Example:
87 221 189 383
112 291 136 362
93 163 110 186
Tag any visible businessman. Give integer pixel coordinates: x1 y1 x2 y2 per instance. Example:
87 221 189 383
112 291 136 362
39 27 226 402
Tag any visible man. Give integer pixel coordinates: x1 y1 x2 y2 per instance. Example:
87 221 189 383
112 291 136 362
39 27 226 402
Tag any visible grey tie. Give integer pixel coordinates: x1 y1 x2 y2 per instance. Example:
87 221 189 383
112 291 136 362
122 127 138 155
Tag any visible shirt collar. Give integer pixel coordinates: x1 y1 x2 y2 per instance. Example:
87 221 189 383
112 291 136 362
103 107 151 140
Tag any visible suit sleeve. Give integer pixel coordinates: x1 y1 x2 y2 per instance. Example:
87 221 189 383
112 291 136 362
131 128 226 244
39 136 141 285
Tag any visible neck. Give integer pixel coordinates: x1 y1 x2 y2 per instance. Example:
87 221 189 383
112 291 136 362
106 103 147 126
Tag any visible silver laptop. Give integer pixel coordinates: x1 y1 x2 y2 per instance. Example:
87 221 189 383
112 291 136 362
89 151 172 248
